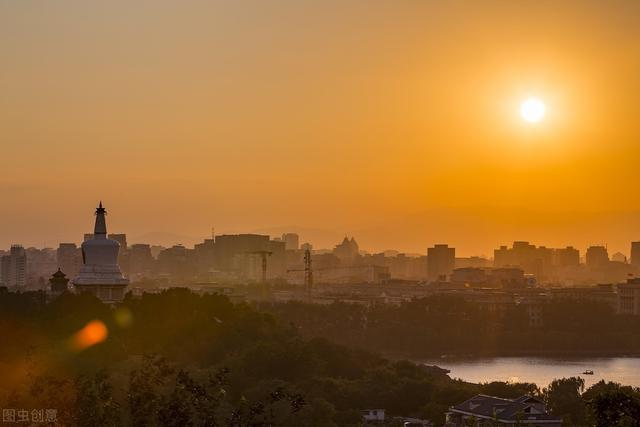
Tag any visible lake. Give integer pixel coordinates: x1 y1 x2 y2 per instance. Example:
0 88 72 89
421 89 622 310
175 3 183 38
419 357 640 388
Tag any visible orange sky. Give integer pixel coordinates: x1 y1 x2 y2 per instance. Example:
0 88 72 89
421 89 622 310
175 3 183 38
1 1 639 256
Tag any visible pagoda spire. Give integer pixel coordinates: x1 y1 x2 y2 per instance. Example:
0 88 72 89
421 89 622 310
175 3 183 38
94 201 107 238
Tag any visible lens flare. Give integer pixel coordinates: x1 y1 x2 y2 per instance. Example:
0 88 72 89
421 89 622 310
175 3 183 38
69 320 108 351
114 307 133 328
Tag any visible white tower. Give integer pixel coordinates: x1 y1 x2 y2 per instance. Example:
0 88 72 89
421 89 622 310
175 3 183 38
73 202 129 303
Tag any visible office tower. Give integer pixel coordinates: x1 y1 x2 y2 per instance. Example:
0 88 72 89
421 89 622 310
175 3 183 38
553 246 580 268
493 241 559 279
427 244 455 280
212 234 287 280
586 245 609 269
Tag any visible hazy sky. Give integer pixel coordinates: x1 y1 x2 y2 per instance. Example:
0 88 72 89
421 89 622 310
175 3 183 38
1 1 640 256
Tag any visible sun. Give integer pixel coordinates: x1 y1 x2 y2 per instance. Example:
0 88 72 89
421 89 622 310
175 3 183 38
520 97 546 123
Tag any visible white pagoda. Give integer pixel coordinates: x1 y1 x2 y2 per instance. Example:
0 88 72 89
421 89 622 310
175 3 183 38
73 202 128 303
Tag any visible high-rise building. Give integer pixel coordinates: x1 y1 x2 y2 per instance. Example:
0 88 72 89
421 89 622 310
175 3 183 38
427 244 455 280
57 243 82 280
129 244 155 278
25 247 57 285
157 244 194 283
194 238 216 274
74 202 129 303
586 245 609 269
212 234 287 280
631 242 640 269
553 246 580 268
214 234 270 271
1 245 27 288
494 241 558 280
281 233 300 251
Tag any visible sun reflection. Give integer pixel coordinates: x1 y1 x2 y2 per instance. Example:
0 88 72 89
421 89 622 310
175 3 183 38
507 376 520 384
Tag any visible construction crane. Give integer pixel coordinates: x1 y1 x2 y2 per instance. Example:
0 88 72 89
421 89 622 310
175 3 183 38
286 249 315 301
304 249 313 301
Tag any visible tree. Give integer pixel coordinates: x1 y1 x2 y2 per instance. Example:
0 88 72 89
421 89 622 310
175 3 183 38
584 381 640 427
543 377 586 426
128 354 175 426
75 370 122 427
29 375 77 425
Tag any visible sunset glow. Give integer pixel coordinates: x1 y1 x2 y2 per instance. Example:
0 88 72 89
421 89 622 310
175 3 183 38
0 1 639 256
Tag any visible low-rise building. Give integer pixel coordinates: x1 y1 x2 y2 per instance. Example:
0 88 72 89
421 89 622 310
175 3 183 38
361 409 385 425
314 265 390 284
549 284 617 311
618 278 640 315
446 394 561 427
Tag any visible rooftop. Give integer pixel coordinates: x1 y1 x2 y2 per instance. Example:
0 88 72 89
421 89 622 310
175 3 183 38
449 394 562 423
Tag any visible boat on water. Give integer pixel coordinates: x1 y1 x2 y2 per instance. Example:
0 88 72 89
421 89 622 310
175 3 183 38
582 370 594 375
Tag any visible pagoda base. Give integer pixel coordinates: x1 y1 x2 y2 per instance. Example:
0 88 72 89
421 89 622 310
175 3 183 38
74 283 128 304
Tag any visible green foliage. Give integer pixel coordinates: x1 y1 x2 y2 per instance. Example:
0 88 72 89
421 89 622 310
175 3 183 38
0 289 635 426
76 370 122 427
584 381 640 427
266 297 640 357
128 355 175 426
543 377 586 426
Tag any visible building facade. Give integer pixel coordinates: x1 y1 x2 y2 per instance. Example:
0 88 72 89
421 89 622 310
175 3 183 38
618 278 640 315
57 243 82 281
631 242 640 270
1 245 27 288
427 244 455 281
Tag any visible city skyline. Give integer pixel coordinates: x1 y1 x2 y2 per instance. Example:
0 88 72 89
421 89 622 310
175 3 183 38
3 204 640 261
2 1 640 257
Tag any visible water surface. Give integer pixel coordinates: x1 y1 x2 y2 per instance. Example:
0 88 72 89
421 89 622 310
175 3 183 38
420 357 640 388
